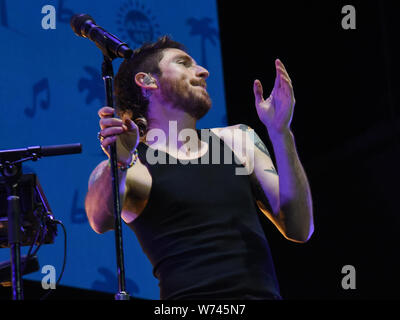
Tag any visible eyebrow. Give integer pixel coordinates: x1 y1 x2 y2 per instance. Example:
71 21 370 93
173 54 195 64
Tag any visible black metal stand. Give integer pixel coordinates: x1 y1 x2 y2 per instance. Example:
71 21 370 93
102 56 130 300
0 143 82 300
69 14 132 299
3 163 24 300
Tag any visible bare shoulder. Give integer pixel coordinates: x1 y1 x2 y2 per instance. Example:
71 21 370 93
87 157 152 201
209 124 251 140
88 159 109 188
210 123 250 134
209 124 255 173
210 124 253 148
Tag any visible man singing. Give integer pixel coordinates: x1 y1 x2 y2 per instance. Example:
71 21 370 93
85 36 314 300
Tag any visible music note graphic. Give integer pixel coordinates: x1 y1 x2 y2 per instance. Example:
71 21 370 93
57 0 74 24
1 0 27 36
78 66 104 105
24 78 50 118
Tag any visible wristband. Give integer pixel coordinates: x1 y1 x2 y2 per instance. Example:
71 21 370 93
108 149 139 171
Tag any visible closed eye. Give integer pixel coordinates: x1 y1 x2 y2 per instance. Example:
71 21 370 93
176 57 192 67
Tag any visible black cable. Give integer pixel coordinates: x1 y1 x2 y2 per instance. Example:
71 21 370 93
26 226 41 258
21 207 45 274
26 205 48 259
40 219 67 300
29 221 47 257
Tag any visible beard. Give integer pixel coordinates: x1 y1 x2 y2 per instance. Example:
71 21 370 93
158 75 212 120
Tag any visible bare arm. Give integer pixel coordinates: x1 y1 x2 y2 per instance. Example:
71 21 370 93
237 124 312 243
250 59 314 243
85 160 128 234
85 106 139 234
251 127 313 243
271 129 313 242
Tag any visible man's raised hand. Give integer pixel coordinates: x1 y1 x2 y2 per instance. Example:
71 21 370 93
253 59 295 136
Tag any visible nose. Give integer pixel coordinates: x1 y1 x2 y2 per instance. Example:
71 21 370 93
196 65 209 79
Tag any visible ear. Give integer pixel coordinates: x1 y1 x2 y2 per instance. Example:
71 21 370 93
134 72 158 89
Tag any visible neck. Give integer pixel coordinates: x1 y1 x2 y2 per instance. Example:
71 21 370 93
145 101 200 151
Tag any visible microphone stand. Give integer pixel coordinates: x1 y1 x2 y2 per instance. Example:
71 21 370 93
3 162 24 300
69 14 132 299
102 55 129 300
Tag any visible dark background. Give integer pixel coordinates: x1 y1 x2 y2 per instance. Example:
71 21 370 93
217 0 400 299
1 0 399 300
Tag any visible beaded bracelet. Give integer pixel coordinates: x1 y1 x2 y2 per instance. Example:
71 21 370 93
108 149 139 171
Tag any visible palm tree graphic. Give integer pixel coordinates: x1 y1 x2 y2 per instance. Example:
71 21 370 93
78 66 105 105
186 17 218 69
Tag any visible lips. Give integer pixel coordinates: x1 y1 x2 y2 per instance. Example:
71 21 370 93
190 79 207 89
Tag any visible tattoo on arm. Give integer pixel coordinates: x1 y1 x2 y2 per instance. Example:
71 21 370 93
265 167 278 175
238 124 270 157
254 135 271 157
239 124 277 175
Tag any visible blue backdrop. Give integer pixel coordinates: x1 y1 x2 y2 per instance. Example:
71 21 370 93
0 0 226 299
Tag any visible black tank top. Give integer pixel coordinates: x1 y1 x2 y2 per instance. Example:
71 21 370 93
128 128 281 300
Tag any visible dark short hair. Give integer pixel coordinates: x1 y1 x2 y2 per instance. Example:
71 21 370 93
114 35 187 120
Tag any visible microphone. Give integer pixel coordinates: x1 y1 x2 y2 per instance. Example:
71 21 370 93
70 13 133 59
39 143 82 157
0 144 82 161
